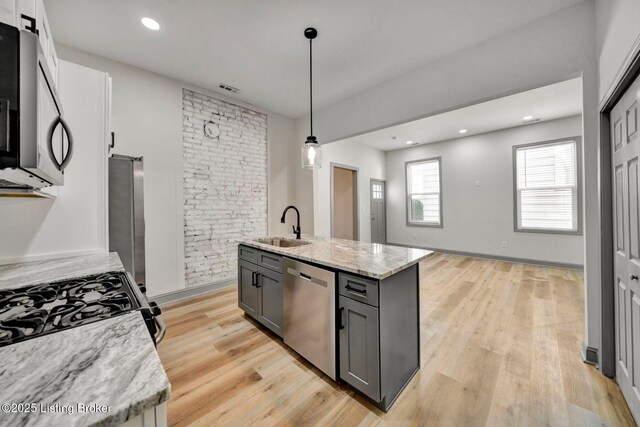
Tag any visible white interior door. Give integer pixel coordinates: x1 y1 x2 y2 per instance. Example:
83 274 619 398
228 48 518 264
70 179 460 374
611 71 640 423
370 180 386 244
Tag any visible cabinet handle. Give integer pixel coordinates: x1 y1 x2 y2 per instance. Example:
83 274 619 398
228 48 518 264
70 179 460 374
339 307 345 330
20 14 38 35
256 273 262 288
252 271 258 286
345 284 366 295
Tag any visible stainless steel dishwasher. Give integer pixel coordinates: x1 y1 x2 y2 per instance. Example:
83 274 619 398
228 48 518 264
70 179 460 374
283 258 336 380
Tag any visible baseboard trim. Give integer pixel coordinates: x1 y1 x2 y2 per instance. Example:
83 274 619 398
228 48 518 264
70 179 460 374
386 242 584 271
152 278 235 306
582 342 599 366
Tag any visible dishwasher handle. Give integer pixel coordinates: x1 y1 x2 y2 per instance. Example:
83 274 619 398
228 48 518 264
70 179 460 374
300 272 312 281
286 267 328 288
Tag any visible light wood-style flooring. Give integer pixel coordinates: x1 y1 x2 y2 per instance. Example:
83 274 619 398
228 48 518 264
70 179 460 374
157 253 636 426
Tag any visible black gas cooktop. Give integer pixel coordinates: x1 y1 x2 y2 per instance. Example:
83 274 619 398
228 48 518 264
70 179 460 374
0 271 150 348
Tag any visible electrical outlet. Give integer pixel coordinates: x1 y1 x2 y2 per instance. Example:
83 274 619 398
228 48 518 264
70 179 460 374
475 179 480 187
501 241 507 248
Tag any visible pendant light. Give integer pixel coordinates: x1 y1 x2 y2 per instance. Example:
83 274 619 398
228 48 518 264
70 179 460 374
302 27 322 169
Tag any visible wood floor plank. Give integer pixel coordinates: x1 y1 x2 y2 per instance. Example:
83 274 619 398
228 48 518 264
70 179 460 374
157 254 635 426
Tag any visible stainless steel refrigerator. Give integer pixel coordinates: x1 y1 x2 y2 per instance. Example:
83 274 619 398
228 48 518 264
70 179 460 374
109 154 146 285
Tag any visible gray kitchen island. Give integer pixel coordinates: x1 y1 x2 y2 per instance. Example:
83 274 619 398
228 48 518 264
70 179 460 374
238 235 432 411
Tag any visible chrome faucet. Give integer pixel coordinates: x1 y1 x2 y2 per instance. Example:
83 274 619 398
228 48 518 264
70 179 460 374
280 206 301 239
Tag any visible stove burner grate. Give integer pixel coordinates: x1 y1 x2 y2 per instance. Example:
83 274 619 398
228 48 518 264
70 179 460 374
0 272 140 347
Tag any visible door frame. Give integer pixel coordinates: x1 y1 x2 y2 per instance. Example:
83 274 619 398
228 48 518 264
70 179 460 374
330 162 360 240
370 178 387 244
598 44 640 378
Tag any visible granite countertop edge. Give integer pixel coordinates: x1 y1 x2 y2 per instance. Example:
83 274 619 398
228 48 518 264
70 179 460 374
239 235 434 280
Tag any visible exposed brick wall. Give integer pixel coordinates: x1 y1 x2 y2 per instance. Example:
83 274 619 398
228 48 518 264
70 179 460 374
182 89 268 288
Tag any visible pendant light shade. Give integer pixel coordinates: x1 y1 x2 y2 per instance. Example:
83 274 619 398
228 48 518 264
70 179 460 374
302 27 322 169
302 136 322 168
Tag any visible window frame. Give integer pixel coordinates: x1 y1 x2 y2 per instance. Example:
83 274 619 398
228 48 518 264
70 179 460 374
405 156 443 228
512 136 583 235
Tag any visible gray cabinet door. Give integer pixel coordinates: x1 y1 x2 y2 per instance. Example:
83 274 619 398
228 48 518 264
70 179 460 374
257 266 283 337
238 260 258 317
339 295 380 401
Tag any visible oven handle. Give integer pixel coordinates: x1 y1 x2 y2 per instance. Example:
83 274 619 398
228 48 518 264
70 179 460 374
154 315 166 344
47 115 74 172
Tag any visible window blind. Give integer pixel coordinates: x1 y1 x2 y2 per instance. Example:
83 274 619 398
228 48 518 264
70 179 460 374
407 158 441 225
515 140 577 231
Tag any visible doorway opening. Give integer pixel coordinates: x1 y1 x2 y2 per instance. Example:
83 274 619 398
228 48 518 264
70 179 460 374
331 164 359 240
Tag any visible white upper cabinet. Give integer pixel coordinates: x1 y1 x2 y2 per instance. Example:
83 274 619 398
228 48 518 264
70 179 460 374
0 0 58 88
0 0 17 26
35 0 57 87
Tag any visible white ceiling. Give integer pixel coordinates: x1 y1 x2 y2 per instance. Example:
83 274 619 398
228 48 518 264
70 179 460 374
341 77 582 151
45 0 584 118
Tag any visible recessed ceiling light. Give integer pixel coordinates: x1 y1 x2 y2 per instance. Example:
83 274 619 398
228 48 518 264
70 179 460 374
406 140 414 145
141 17 160 30
522 115 534 121
458 129 467 134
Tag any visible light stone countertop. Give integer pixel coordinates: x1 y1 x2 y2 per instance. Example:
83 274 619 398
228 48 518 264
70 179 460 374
0 252 124 291
240 235 433 279
0 253 171 427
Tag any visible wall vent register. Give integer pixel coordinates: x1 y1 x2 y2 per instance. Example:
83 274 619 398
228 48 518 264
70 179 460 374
218 83 240 94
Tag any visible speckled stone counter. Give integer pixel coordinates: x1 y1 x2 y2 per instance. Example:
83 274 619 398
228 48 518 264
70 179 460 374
0 253 171 427
0 252 124 291
239 235 433 279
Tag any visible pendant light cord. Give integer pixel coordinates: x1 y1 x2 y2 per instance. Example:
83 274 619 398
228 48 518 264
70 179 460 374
309 38 313 136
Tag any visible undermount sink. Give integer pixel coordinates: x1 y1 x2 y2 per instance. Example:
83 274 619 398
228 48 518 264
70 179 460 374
255 238 310 248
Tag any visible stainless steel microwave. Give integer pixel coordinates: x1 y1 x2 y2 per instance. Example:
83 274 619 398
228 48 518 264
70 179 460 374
0 21 73 192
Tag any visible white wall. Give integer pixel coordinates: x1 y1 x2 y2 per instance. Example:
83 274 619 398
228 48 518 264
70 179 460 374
0 60 109 263
313 140 386 242
299 1 601 353
596 0 640 100
55 44 297 297
386 116 584 266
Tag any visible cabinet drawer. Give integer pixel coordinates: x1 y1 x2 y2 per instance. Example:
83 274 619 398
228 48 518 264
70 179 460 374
339 273 379 307
258 250 282 273
238 245 258 263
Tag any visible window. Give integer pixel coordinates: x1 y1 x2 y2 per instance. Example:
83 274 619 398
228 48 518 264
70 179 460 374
514 138 581 233
372 183 383 199
406 157 442 227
